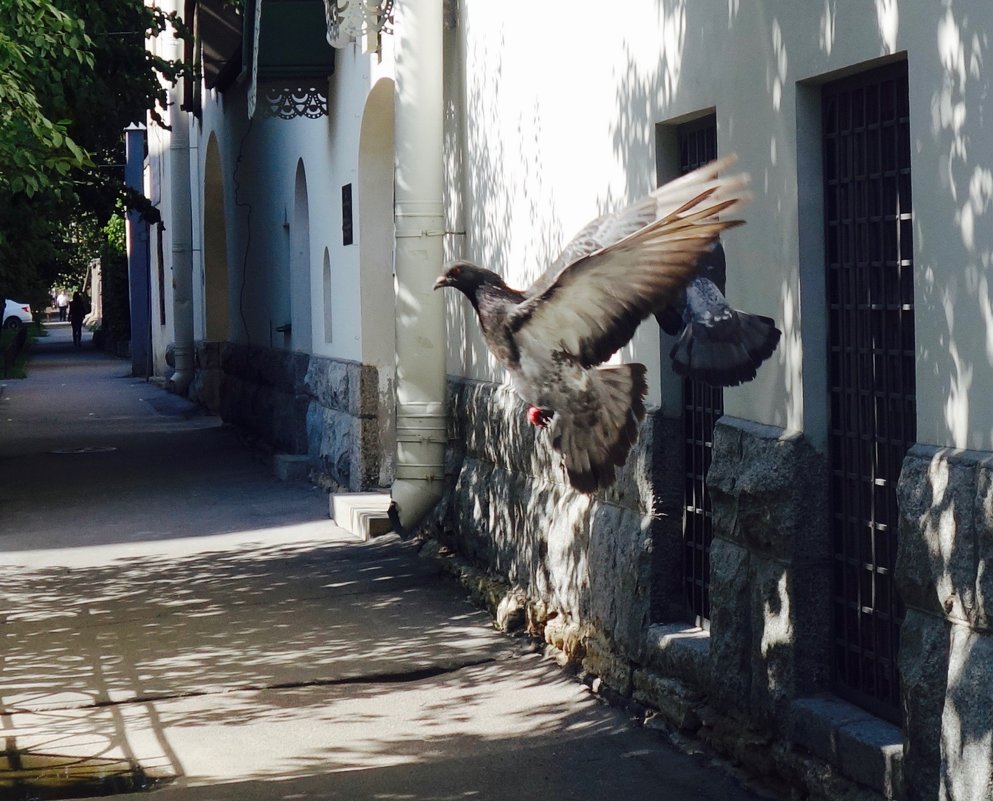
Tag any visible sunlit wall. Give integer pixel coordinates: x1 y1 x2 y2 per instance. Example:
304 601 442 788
192 37 396 373
442 0 993 452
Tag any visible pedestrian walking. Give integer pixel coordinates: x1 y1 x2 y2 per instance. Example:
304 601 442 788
57 291 68 321
68 291 88 348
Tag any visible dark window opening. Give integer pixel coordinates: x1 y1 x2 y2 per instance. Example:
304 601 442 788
823 60 914 724
678 114 720 628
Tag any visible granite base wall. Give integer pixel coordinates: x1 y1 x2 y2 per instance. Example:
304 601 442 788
439 391 835 721
707 418 833 726
437 378 656 659
191 341 224 415
304 354 394 491
220 342 310 454
434 380 910 800
896 445 993 801
214 343 391 491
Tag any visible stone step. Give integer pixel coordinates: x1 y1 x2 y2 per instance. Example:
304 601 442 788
273 453 311 481
329 491 394 540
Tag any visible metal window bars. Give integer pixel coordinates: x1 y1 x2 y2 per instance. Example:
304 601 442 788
678 116 720 627
823 61 914 724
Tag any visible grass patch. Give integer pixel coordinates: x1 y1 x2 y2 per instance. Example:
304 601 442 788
0 323 40 379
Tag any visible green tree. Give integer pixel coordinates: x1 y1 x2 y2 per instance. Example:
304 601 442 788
0 0 185 298
0 0 93 198
99 208 131 344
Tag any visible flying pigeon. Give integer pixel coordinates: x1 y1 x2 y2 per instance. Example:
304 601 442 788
656 240 781 387
434 155 750 493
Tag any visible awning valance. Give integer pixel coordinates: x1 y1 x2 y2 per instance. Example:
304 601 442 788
246 0 336 119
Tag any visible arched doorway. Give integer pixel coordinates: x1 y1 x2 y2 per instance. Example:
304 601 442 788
322 247 332 343
203 134 230 342
357 77 395 369
351 76 397 485
291 160 313 353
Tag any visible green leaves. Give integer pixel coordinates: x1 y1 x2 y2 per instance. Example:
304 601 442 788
0 0 185 292
0 0 95 195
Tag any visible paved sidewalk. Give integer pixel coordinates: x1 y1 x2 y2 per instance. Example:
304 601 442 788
0 326 767 800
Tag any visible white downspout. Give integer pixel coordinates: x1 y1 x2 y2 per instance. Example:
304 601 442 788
390 0 447 534
168 23 194 395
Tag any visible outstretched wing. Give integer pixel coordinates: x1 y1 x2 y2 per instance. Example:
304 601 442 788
510 167 749 369
525 154 742 300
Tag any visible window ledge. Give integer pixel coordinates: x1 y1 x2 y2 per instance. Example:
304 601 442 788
642 622 711 683
791 695 903 799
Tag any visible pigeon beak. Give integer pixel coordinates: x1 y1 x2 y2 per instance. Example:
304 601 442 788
433 274 450 291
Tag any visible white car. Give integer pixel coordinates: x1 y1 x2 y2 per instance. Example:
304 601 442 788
3 299 32 330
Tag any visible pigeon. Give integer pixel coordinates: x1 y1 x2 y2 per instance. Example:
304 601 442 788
656 240 781 387
434 155 750 493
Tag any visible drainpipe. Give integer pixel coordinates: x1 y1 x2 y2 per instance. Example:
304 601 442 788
124 124 152 378
390 0 447 535
168 23 194 395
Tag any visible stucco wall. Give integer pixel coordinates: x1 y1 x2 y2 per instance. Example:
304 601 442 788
435 3 993 798
182 37 398 476
144 23 183 379
196 88 343 356
442 0 993 452
187 35 397 378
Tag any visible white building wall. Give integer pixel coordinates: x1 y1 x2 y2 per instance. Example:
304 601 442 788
145 79 178 378
145 0 202 381
194 88 328 353
443 0 993 452
189 125 204 342
191 38 396 373
321 42 397 373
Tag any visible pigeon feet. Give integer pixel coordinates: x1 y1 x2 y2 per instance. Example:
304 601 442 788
527 406 554 428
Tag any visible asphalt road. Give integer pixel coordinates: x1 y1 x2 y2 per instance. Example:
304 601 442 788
0 324 769 801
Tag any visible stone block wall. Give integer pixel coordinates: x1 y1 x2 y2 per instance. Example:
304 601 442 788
305 354 393 491
220 342 310 454
441 399 835 728
896 445 993 801
214 343 391 491
191 340 225 414
435 381 912 799
707 418 833 727
438 378 657 658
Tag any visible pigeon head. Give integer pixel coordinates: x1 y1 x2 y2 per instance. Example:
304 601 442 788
433 261 504 298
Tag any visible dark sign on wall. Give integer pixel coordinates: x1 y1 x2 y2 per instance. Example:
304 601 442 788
342 183 353 246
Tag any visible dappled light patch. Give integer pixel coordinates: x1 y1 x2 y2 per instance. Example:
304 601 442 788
0 529 634 794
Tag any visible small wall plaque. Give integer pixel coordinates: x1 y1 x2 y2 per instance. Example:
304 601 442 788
342 183 353 246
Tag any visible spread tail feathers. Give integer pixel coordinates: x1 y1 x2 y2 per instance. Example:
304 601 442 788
670 310 781 387
551 364 648 493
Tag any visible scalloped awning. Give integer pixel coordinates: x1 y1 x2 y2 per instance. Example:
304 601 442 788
246 0 336 119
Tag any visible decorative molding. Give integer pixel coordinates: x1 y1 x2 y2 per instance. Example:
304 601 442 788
258 83 329 120
323 0 393 48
